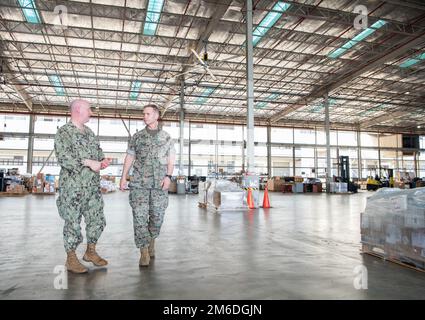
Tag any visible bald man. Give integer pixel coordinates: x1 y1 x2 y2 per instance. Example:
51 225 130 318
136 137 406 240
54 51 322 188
54 99 111 273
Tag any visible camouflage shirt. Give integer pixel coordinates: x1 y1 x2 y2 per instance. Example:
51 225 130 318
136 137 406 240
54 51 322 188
127 127 175 189
54 122 104 190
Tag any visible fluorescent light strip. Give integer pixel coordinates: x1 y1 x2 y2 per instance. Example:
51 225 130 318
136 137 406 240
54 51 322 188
48 75 65 96
256 93 281 109
129 81 142 100
143 0 165 36
328 20 387 59
400 52 425 68
252 2 291 47
310 98 336 112
362 104 386 116
196 87 215 104
18 0 41 24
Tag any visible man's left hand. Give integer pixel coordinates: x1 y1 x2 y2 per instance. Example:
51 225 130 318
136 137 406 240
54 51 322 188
161 176 171 191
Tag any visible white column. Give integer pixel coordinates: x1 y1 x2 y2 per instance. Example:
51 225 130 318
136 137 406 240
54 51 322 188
246 0 255 173
179 80 185 175
26 114 35 174
324 94 331 193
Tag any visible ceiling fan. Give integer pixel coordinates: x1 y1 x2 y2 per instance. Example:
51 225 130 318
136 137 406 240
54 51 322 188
171 45 217 81
190 48 217 81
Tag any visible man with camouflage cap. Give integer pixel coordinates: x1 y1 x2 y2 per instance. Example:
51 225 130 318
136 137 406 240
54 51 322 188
55 99 111 273
120 104 175 267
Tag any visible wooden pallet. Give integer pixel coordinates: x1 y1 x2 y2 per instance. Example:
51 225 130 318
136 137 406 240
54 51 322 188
32 192 56 196
361 244 425 273
0 192 28 197
329 192 355 195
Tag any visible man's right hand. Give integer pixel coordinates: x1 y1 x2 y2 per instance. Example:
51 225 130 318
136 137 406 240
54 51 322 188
83 159 102 172
119 177 127 191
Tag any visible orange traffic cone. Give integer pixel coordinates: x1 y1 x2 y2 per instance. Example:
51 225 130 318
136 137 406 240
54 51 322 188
247 188 255 209
261 185 271 208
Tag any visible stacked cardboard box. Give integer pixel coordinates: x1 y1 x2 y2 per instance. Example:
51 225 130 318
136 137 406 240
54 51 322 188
294 182 304 193
394 181 406 189
5 184 26 193
32 173 56 194
267 177 284 192
361 188 425 270
329 182 348 193
282 183 293 193
0 174 27 196
206 179 245 211
312 183 322 193
100 175 117 193
168 180 177 193
294 176 304 183
101 175 116 183
212 190 245 209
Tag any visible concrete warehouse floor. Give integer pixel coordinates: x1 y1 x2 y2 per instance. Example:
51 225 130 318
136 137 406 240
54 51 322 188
1 190 424 300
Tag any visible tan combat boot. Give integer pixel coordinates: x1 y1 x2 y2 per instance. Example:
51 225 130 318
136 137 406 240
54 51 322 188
139 247 150 267
148 239 155 258
83 243 108 266
66 250 88 274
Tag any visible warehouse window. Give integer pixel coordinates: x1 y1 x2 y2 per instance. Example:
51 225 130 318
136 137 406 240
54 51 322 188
0 114 30 133
0 137 29 149
380 133 400 148
35 116 66 134
360 133 379 147
294 129 315 144
271 128 293 143
218 125 233 130
420 136 425 149
337 131 357 146
316 129 338 145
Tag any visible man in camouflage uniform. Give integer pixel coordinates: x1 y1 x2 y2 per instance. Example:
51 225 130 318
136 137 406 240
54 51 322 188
120 104 175 267
55 99 111 273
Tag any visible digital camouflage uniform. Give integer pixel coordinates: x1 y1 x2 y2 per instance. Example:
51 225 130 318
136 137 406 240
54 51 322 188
54 122 106 252
127 127 175 249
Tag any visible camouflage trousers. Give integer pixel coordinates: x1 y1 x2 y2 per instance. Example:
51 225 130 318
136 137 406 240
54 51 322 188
129 188 169 248
56 186 106 252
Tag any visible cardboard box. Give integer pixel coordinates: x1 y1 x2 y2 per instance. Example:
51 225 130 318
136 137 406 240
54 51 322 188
168 181 177 193
337 182 348 193
294 183 304 193
42 183 55 193
213 190 244 209
395 181 405 189
411 231 425 249
267 178 284 192
266 179 274 191
101 175 116 183
361 188 425 269
282 183 293 193
5 184 26 193
312 183 322 193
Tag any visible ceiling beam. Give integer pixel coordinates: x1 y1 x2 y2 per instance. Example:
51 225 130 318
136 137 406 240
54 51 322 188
0 42 33 111
162 0 233 116
271 31 425 123
360 110 408 128
382 0 425 11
